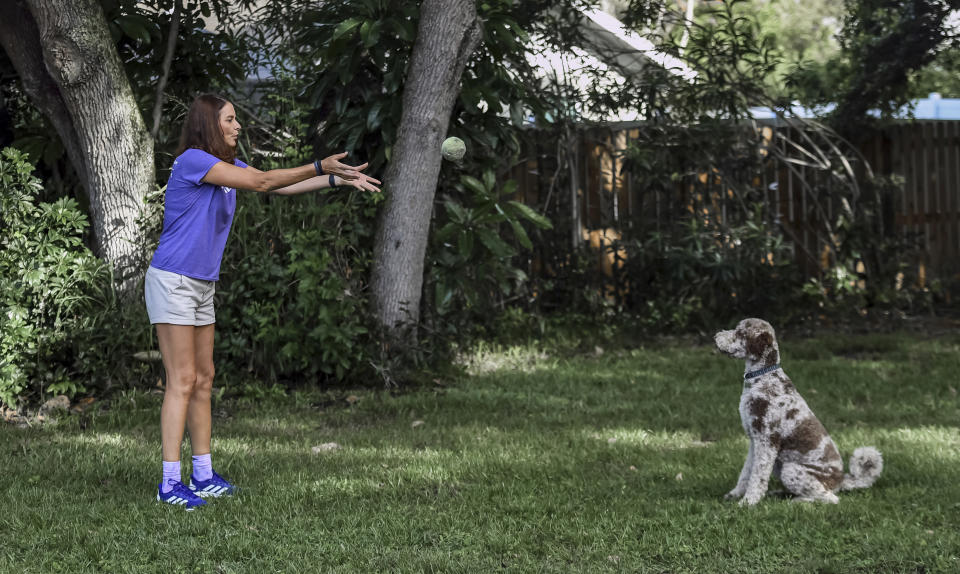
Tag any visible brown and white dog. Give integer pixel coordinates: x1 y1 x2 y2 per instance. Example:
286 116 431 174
715 318 883 505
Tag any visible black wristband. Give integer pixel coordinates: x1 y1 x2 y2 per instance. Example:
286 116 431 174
329 174 336 188
314 160 324 176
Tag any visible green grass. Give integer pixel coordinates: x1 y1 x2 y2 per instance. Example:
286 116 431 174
2 332 960 573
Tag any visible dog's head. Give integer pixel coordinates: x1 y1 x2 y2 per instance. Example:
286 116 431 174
715 318 780 364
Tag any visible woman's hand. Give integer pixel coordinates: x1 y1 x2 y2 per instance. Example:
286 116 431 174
340 172 382 193
320 152 368 181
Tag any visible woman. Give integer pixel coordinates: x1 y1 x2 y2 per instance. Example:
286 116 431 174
147 93 380 510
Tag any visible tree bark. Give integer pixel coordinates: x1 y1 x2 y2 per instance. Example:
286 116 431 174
0 0 154 294
369 0 482 342
0 0 89 187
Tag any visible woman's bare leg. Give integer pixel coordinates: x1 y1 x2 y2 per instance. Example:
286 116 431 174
157 324 198 462
187 323 216 456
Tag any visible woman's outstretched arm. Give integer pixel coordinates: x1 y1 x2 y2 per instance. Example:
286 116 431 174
269 172 381 195
202 152 370 193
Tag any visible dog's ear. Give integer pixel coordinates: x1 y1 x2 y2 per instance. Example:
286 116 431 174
746 331 773 358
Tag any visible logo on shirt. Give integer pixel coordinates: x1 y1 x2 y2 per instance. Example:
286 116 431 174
220 186 235 194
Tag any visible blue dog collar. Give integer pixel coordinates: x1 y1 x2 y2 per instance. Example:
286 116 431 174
743 363 781 387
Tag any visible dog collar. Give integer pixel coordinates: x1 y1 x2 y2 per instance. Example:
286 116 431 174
743 363 781 386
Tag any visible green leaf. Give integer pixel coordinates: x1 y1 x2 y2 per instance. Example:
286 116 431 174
509 219 533 250
457 230 474 259
510 101 525 127
443 199 469 223
115 14 152 46
366 101 384 131
360 20 381 48
434 222 459 244
476 228 515 258
332 18 362 41
460 175 487 197
507 201 552 229
435 280 454 311
482 170 496 193
338 63 355 85
387 17 415 42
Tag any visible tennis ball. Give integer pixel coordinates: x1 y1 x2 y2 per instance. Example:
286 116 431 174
441 137 466 163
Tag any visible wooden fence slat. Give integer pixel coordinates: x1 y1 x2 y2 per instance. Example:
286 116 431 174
952 121 960 260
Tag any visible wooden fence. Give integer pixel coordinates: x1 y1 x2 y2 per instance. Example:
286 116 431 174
512 120 960 284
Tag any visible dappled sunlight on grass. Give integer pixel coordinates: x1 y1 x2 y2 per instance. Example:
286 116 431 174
52 431 134 448
458 343 560 375
207 437 262 458
228 416 317 435
304 476 385 496
583 427 712 450
880 426 960 462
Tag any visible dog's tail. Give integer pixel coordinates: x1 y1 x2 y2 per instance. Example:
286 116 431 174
839 447 883 491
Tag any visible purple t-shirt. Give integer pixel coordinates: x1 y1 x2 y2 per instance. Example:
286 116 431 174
150 148 248 281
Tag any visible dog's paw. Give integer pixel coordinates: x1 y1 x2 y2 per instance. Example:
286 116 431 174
739 493 763 506
723 490 744 501
792 492 839 505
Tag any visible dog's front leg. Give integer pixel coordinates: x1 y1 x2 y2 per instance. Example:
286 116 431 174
739 439 778 506
725 438 754 500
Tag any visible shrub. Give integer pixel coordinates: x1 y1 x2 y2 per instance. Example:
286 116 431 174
0 147 113 406
424 170 552 344
622 213 803 330
212 189 379 386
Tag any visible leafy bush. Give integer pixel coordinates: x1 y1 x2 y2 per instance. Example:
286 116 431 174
800 175 935 316
212 189 380 386
425 170 552 340
623 213 802 330
0 148 113 406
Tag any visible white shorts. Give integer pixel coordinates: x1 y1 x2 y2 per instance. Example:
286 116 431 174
144 266 216 326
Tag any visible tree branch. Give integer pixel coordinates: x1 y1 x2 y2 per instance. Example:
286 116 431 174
151 0 181 140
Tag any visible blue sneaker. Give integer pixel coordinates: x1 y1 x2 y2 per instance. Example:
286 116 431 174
156 481 207 511
189 471 237 498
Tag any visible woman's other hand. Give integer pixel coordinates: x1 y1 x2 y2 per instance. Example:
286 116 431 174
320 152 368 181
342 172 382 193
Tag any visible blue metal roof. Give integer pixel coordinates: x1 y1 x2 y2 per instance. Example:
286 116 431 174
750 93 960 121
913 93 960 119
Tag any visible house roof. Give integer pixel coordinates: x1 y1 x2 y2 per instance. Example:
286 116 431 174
749 94 960 121
577 9 696 82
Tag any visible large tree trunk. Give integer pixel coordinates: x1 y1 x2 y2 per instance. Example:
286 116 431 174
0 0 154 295
369 0 482 342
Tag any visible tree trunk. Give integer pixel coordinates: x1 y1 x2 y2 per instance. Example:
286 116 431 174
0 0 154 294
369 0 482 342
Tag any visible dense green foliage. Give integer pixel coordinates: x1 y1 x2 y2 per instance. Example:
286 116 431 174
786 0 960 130
428 171 553 330
0 149 113 406
2 331 959 571
623 215 801 330
214 190 380 384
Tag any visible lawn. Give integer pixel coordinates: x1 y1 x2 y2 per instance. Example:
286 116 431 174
1 331 959 573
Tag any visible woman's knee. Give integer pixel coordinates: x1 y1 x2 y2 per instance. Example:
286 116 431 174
194 368 215 394
167 370 199 397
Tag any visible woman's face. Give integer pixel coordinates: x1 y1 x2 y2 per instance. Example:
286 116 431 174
218 102 241 148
